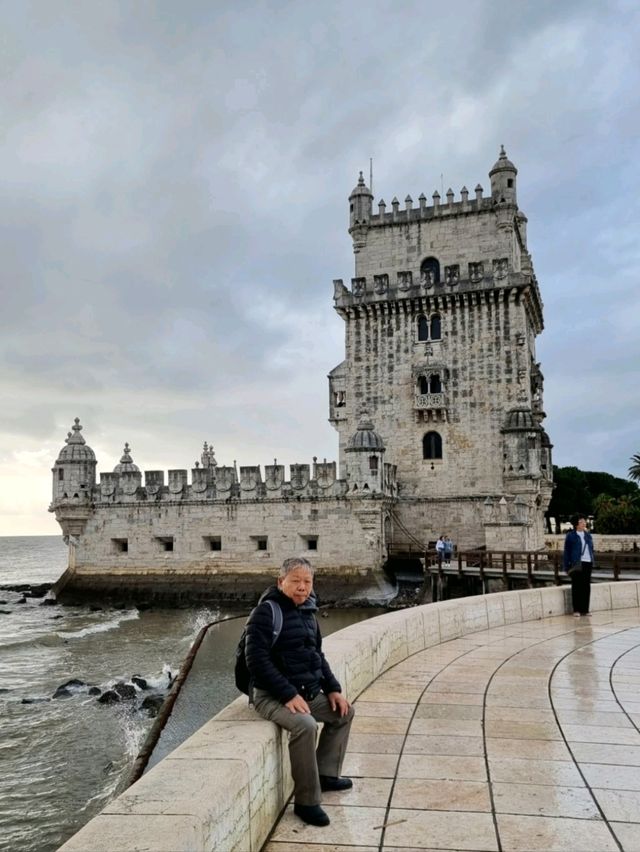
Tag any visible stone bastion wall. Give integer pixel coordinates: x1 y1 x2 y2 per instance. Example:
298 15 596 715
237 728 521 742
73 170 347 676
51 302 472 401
58 581 640 852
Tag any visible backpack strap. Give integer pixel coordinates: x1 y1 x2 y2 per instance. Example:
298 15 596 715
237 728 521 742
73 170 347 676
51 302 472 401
265 599 283 646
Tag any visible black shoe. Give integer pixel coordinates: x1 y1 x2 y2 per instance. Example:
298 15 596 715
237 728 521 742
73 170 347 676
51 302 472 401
319 775 353 792
293 803 330 826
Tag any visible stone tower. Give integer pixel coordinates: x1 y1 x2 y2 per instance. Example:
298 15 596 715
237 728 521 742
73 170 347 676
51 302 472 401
50 418 97 543
329 148 553 550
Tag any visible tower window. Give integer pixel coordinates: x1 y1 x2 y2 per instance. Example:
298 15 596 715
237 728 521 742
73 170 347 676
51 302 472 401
423 431 443 460
417 316 429 341
204 536 222 551
307 537 318 551
156 536 174 552
430 374 442 394
369 455 379 472
58 469 64 481
419 375 429 394
507 179 514 188
430 314 441 340
112 538 128 553
254 537 268 551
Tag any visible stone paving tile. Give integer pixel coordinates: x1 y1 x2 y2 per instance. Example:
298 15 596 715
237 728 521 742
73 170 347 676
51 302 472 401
570 741 640 766
485 737 571 761
581 762 640 791
495 813 619 851
348 733 405 754
321 777 392 808
354 701 415 718
403 734 484 756
488 757 584 787
484 693 553 709
611 822 640 851
397 754 487 782
407 717 483 738
414 703 483 721
352 715 410 735
484 706 556 723
357 687 425 704
383 808 498 851
342 752 398 778
391 778 491 812
484 720 562 741
269 804 385 847
595 788 640 822
419 691 485 706
555 709 633 727
492 781 600 819
563 723 640 745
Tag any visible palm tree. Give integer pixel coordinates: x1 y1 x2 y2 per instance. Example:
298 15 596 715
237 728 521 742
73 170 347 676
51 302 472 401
629 453 640 484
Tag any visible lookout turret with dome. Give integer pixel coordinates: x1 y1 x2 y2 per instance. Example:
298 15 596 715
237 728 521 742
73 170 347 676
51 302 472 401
51 418 96 503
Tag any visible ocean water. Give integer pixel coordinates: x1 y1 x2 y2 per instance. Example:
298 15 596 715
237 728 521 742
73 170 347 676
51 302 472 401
0 537 383 852
0 537 223 852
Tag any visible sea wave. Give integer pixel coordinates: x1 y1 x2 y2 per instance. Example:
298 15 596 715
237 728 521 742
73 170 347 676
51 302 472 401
55 609 140 640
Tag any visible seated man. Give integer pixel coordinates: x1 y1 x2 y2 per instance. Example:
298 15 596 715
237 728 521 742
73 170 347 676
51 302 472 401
245 556 354 827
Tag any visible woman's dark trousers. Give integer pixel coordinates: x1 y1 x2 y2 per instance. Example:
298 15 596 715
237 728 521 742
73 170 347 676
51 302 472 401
571 563 592 614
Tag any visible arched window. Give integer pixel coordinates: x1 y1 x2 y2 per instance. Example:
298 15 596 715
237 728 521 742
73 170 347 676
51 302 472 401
369 455 379 472
423 431 443 460
430 374 442 393
417 315 429 341
420 257 440 285
419 376 429 394
430 313 441 340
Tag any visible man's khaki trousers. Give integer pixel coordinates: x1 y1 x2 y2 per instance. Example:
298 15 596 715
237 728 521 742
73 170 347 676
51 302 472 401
253 688 355 806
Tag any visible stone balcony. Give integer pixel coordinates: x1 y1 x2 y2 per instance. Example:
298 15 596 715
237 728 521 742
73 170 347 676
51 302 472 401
415 392 446 410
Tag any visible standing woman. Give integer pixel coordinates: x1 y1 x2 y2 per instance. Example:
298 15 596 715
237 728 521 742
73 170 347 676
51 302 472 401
563 513 594 617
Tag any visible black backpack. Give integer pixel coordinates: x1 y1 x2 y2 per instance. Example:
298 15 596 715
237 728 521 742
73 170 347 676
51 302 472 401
235 600 283 696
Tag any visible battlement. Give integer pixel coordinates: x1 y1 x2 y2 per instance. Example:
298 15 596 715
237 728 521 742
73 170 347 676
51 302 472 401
370 185 502 226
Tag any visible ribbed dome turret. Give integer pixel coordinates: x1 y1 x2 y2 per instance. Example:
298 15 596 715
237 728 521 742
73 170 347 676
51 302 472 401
349 171 373 199
56 418 96 462
502 408 538 431
489 145 517 177
346 416 385 452
113 443 139 474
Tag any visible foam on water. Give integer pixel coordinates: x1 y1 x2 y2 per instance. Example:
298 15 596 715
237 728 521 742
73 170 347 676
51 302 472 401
55 608 140 639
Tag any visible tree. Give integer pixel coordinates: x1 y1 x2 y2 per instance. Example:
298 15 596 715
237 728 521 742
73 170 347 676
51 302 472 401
594 493 640 534
585 470 638 500
629 453 640 484
546 466 592 532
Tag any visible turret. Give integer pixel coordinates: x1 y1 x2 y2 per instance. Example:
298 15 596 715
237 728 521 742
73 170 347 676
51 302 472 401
51 418 96 503
344 415 386 494
489 145 518 205
348 172 373 253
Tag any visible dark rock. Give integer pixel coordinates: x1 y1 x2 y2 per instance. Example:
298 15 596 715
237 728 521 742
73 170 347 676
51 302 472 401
16 597 27 605
88 686 101 696
0 687 10 694
136 602 152 612
97 690 120 705
58 678 86 690
0 610 12 615
89 605 102 612
27 584 51 598
21 697 50 704
0 599 6 605
40 599 58 607
131 676 148 690
141 694 165 717
113 682 137 700
52 688 72 699
51 615 64 620
113 602 126 610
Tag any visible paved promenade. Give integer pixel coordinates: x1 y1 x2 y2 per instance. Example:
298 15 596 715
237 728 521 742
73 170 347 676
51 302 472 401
265 607 640 852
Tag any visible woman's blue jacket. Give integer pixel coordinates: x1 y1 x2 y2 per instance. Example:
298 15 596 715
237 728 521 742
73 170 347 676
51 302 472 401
563 529 595 571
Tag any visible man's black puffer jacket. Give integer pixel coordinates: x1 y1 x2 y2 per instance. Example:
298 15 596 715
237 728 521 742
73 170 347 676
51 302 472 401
245 585 341 704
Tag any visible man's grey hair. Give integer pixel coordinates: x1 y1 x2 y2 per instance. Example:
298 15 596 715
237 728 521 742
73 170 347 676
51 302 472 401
279 556 314 577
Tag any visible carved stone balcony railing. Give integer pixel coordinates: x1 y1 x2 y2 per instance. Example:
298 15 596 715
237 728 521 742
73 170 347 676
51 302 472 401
415 393 445 409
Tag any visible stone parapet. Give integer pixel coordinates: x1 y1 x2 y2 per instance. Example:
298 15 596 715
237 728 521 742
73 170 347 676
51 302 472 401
58 581 640 851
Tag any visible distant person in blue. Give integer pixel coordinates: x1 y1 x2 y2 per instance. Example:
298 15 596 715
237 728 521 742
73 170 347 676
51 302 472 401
245 557 354 828
563 514 594 617
443 536 454 567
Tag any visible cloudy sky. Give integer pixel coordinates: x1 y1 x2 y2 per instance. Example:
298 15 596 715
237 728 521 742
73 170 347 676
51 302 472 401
1 0 639 536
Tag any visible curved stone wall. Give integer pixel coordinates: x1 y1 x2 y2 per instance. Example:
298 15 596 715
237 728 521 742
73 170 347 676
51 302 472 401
59 581 640 851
